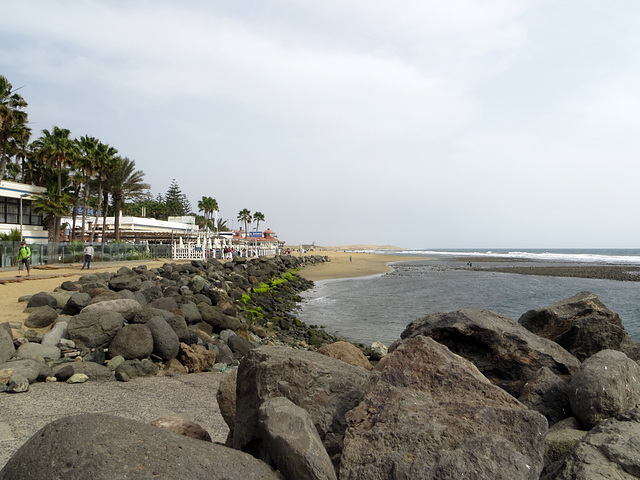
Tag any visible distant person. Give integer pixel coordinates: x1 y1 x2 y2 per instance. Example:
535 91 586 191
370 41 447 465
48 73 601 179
17 241 31 277
82 244 94 269
350 255 352 262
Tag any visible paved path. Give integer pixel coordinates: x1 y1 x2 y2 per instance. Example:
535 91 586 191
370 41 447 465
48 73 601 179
0 371 231 469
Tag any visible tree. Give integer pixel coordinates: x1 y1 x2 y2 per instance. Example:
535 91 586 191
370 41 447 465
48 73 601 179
31 126 79 195
197 196 219 232
104 157 149 241
89 142 118 242
31 186 74 243
237 209 252 238
164 179 191 216
253 211 265 232
76 135 100 239
0 75 29 181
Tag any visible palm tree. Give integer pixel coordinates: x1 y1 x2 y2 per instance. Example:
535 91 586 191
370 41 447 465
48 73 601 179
253 211 265 232
104 157 149 241
31 186 74 243
31 126 79 195
0 75 29 181
90 142 118 242
198 196 219 232
237 209 252 238
76 135 99 239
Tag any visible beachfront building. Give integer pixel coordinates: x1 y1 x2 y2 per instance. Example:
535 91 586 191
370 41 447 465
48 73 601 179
62 215 200 242
0 180 47 243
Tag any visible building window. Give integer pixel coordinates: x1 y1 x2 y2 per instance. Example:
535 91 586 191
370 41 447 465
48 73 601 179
0 197 43 226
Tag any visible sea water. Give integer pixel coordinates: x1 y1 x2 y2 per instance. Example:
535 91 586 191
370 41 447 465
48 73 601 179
297 249 640 346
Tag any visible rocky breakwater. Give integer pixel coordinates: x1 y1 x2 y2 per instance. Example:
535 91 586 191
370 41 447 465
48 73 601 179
0 254 332 392
4 288 640 479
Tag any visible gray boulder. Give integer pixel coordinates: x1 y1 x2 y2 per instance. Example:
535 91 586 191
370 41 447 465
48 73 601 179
340 335 547 480
180 301 202 324
108 272 142 291
543 409 640 479
0 358 52 383
25 292 57 310
543 417 587 469
147 296 180 313
23 305 58 328
568 349 640 429
164 313 192 343
401 309 581 396
147 316 179 361
67 310 124 349
227 334 255 359
80 299 142 321
16 343 61 362
232 345 377 467
0 413 280 480
258 396 337 480
519 366 572 426
519 291 640 361
53 361 114 382
0 325 16 364
108 324 154 360
114 359 159 381
198 303 242 332
41 321 68 347
62 292 91 315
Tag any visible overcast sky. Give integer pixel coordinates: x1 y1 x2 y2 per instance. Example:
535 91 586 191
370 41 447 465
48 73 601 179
2 1 639 248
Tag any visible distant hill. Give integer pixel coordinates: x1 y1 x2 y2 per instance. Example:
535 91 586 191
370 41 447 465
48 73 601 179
315 244 404 251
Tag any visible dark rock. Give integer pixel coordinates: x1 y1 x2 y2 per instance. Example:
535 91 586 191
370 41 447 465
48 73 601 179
54 361 114 382
147 296 180 313
164 313 192 343
24 305 58 329
217 368 238 432
114 359 159 381
54 364 75 381
401 309 581 396
0 325 16 364
62 292 91 315
0 413 280 479
108 324 154 360
568 349 640 429
519 291 640 361
180 301 202 324
147 316 180 361
108 272 142 291
214 340 234 365
232 345 376 467
227 334 255 359
340 336 547 480
67 310 124 349
26 292 57 310
519 367 571 426
82 347 106 365
543 409 640 479
197 303 242 332
259 396 337 480
543 417 587 469
80 299 142 321
59 280 80 291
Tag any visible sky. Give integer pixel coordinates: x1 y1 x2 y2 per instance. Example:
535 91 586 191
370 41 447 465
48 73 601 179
2 1 640 248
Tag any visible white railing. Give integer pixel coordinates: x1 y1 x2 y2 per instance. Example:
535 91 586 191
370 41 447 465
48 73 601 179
171 236 277 261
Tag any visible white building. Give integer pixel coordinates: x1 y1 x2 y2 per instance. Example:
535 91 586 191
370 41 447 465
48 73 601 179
0 180 47 243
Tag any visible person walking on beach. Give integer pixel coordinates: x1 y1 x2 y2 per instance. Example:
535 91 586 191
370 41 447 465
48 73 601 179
82 244 94 269
17 241 31 277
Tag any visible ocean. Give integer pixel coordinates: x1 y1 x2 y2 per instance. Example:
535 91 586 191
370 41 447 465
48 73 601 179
297 248 640 346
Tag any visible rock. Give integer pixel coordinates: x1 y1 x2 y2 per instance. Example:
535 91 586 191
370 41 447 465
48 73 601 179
48 291 73 309
24 306 58 328
543 417 587 469
6 372 29 393
163 358 187 375
340 336 548 480
227 334 255 359
80 299 142 321
55 361 114 382
177 342 216 373
232 345 376 467
67 310 124 349
67 373 89 384
189 275 210 294
108 324 154 360
369 341 388 360
316 341 373 370
0 413 280 479
568 349 640 429
213 340 235 365
62 292 91 315
60 280 80 291
198 303 243 332
180 301 202 324
543 409 640 479
519 291 640 361
149 415 212 442
519 367 572 426
259 396 337 480
108 272 142 291
217 368 238 432
25 292 57 310
147 316 180 361
41 321 68 347
147 296 180 313
401 309 581 396
16 343 61 362
0 358 51 383
164 313 192 343
54 364 75 381
114 359 159 381
0 326 15 364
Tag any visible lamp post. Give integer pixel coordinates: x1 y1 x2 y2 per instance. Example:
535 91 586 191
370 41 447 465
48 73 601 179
19 194 29 241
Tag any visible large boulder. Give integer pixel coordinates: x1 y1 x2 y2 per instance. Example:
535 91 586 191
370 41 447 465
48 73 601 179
568 349 640 429
67 311 124 349
80 299 142 321
518 367 571 426
146 316 180 361
23 305 58 328
401 309 581 396
340 335 547 480
198 303 243 332
0 413 280 480
0 325 16 364
62 292 91 315
519 291 640 361
16 343 61 362
108 272 142 291
258 396 337 480
316 341 373 370
25 292 57 310
0 358 52 384
108 324 154 360
232 345 377 467
543 409 640 479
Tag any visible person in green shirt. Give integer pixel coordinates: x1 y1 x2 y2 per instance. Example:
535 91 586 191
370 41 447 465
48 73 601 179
17 241 31 277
